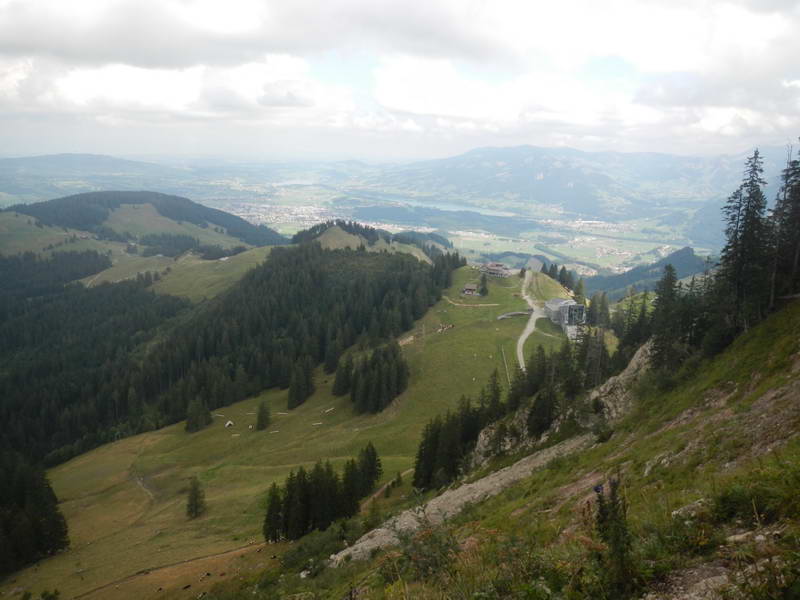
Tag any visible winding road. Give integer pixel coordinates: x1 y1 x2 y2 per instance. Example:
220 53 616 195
516 270 547 371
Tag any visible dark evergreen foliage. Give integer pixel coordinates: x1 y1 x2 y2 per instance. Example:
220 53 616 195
262 443 382 542
0 250 111 299
186 476 206 519
0 243 461 467
0 452 68 575
256 400 270 431
0 280 189 464
347 342 409 413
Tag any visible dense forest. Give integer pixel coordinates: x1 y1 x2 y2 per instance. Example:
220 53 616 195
0 250 111 299
0 453 69 576
6 191 287 246
0 242 463 466
263 442 382 541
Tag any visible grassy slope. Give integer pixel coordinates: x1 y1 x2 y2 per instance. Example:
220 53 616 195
301 300 800 599
104 203 245 248
0 211 97 255
316 226 431 264
0 267 530 600
150 246 273 302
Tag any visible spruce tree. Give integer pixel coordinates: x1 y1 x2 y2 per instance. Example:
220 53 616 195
332 354 353 396
263 482 282 541
186 476 206 519
185 396 211 433
255 400 270 431
574 278 586 304
527 385 556 437
720 149 770 330
479 273 489 296
651 264 682 370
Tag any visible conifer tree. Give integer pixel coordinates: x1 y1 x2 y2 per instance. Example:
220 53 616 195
720 149 770 330
333 354 353 396
558 266 569 287
255 400 270 431
186 476 206 519
527 385 556 437
263 483 282 541
574 278 586 304
185 396 211 433
651 264 682 370
479 273 489 296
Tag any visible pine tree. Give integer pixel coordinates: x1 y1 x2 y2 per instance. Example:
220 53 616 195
262 483 282 541
185 396 211 433
186 476 206 519
769 145 800 305
484 368 503 421
479 273 489 296
574 278 586 304
558 266 569 287
332 354 353 396
527 385 556 437
255 400 270 431
548 263 558 279
720 149 770 330
651 264 682 370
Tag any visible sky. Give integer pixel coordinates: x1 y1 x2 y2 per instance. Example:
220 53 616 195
0 0 799 161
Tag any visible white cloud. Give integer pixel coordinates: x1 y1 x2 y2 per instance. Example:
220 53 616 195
0 0 798 158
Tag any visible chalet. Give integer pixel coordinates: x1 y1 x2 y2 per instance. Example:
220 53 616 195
545 298 586 340
481 262 511 277
462 283 479 296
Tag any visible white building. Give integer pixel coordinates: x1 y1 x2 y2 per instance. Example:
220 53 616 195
544 298 586 340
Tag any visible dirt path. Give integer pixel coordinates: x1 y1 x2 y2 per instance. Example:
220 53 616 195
442 295 499 307
72 542 265 599
361 469 414 509
134 475 156 502
331 434 593 565
516 270 547 371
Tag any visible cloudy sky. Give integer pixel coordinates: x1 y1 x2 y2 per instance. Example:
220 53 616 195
1 0 798 161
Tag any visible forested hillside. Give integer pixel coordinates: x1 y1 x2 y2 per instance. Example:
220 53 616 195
0 243 463 467
6 191 287 246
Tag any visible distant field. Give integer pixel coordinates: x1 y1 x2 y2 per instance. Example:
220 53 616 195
316 225 431 264
106 203 245 248
2 267 529 600
150 246 274 302
0 211 88 255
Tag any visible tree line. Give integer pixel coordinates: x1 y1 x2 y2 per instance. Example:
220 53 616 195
0 250 111 300
263 442 382 541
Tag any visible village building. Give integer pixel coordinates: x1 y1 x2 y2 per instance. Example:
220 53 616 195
481 261 512 277
462 283 479 295
545 298 586 340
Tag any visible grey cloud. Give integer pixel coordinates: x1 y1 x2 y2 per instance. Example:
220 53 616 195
0 0 506 69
